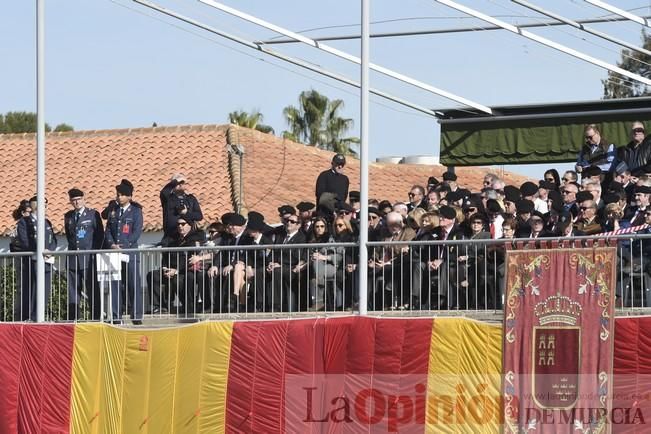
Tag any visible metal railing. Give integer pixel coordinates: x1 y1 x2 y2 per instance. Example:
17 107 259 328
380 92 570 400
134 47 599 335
1 234 650 324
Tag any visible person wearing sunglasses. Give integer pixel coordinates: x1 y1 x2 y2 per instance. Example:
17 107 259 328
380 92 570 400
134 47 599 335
543 169 561 191
618 121 651 174
149 217 206 318
574 198 603 236
266 212 307 312
575 124 616 176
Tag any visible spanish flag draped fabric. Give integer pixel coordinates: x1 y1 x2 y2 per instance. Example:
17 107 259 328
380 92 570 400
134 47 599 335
0 316 649 433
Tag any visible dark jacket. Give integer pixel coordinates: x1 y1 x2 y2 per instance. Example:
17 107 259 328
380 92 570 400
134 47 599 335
163 229 206 273
618 137 651 173
104 203 143 249
16 215 57 253
315 169 349 204
64 207 104 269
271 230 306 267
160 180 203 238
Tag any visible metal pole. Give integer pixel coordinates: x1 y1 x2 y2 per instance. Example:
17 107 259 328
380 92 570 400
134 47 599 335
260 15 651 45
512 0 651 58
36 0 46 322
198 0 492 114
134 0 440 118
358 0 369 316
432 0 651 87
584 0 651 28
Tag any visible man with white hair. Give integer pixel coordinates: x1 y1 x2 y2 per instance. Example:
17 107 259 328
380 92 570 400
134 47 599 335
368 211 415 309
160 173 203 242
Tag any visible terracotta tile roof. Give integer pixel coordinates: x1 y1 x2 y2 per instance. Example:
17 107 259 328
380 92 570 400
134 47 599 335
0 125 230 235
0 124 530 235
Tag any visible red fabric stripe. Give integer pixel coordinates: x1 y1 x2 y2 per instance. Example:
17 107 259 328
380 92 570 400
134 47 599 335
612 317 651 433
0 324 75 434
0 325 23 434
225 317 432 434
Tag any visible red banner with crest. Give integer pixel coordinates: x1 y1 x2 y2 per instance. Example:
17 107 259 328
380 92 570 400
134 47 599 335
502 245 616 433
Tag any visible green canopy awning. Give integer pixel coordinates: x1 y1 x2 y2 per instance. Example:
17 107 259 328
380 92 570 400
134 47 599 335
437 97 651 166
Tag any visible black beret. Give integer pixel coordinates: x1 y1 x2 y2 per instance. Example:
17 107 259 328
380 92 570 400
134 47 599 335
635 185 651 194
296 201 315 212
576 191 594 202
221 212 235 225
68 188 84 199
631 168 646 177
458 188 472 200
115 179 134 196
277 205 296 216
520 182 538 197
368 206 380 216
486 199 503 213
348 191 360 202
538 180 556 191
504 185 522 203
530 210 545 220
332 153 346 166
439 205 457 220
229 213 246 226
446 191 463 203
470 212 487 223
337 202 355 213
583 165 602 178
378 200 393 211
247 211 264 222
515 199 534 214
427 176 439 187
442 172 457 182
602 193 619 205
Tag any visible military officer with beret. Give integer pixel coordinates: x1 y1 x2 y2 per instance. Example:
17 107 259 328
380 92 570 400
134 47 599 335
64 188 104 321
105 179 144 324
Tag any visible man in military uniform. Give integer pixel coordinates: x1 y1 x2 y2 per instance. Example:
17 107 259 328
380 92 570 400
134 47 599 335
64 188 104 321
15 196 57 321
160 173 203 242
105 179 144 324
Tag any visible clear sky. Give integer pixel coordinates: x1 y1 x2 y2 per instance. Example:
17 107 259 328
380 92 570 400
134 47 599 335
2 0 649 179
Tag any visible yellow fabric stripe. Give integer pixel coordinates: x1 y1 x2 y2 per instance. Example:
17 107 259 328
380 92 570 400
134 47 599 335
425 318 502 434
70 322 233 434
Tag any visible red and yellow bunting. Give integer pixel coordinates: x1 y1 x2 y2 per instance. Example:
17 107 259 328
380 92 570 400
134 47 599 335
0 316 648 433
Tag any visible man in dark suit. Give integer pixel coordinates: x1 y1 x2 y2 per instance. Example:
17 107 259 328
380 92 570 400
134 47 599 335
244 211 273 312
105 179 144 324
266 212 306 312
16 196 57 321
427 206 467 309
64 188 104 321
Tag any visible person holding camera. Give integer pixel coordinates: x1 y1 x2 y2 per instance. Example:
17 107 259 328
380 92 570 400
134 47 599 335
160 173 203 242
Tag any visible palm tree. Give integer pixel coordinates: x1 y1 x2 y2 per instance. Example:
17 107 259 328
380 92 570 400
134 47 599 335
282 90 359 155
228 110 274 134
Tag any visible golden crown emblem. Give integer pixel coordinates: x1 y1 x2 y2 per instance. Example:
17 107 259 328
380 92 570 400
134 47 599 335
534 293 582 326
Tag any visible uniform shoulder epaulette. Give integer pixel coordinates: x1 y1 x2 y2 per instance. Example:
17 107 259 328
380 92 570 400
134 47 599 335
130 201 143 209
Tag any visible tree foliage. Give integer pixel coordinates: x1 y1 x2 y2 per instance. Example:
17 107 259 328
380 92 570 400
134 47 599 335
282 89 360 155
0 111 74 134
228 110 274 134
603 31 651 99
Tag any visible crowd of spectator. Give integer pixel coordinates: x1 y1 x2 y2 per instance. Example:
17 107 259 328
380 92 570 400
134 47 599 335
7 122 651 320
